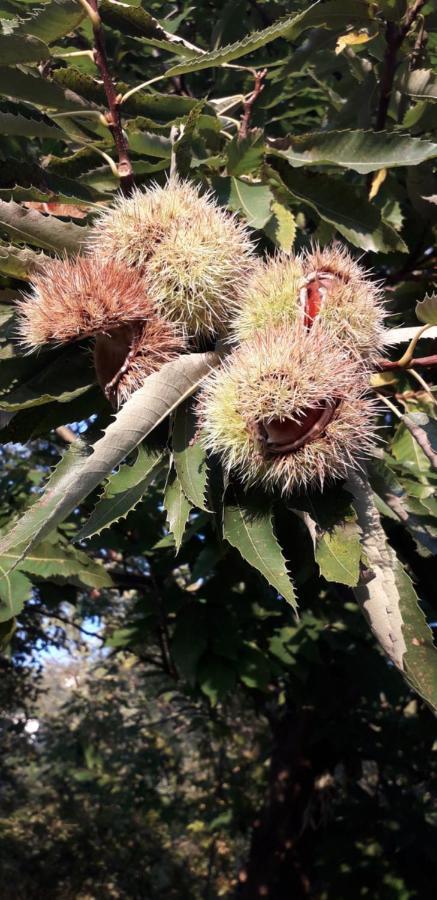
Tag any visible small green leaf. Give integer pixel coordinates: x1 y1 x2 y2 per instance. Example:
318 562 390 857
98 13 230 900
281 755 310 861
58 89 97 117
226 129 265 177
223 487 297 610
263 200 296 252
416 292 437 326
100 0 201 57
315 517 361 587
197 655 237 705
164 470 192 553
77 444 163 540
0 567 32 623
213 176 273 229
173 400 209 512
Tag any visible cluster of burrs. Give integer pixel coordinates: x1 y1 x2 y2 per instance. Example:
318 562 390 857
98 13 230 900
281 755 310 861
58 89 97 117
18 178 254 406
198 245 385 494
17 178 385 494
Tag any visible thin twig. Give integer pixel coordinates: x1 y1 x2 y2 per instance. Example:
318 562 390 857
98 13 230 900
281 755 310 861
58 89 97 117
79 0 134 195
376 0 426 130
239 68 267 140
375 354 437 371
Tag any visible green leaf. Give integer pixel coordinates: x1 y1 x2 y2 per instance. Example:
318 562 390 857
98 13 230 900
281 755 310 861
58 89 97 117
226 129 265 177
128 130 172 158
0 109 62 139
171 604 208 683
0 66 92 112
0 241 48 279
172 400 209 513
269 129 437 174
99 0 201 57
236 643 271 691
1 540 112 590
348 473 437 712
315 517 361 587
0 352 220 566
0 199 90 253
197 655 237 705
165 0 374 77
0 158 97 205
416 292 437 326
53 68 209 121
0 617 16 648
164 470 192 553
223 488 297 611
0 566 32 622
13 0 86 44
0 346 94 411
212 176 273 229
263 200 296 252
0 34 49 65
263 163 407 253
77 443 163 540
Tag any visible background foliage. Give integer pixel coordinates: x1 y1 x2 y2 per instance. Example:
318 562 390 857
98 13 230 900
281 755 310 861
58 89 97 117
0 0 436 897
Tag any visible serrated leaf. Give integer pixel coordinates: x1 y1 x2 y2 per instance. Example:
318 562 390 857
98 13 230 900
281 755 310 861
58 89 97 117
165 0 374 77
0 34 49 64
0 346 94 411
100 0 200 57
0 566 32 622
0 240 48 279
172 400 209 513
348 473 437 711
315 518 361 587
0 158 97 205
0 199 90 253
226 129 265 177
0 540 112 589
269 130 437 175
0 66 92 112
12 0 86 44
263 200 296 252
0 352 220 566
164 470 192 553
77 443 163 540
223 488 297 611
53 68 209 122
263 163 407 253
0 109 62 139
416 292 437 326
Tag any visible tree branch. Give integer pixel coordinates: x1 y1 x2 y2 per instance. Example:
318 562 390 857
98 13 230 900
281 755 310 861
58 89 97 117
376 0 426 131
239 68 267 141
79 0 134 195
376 354 437 371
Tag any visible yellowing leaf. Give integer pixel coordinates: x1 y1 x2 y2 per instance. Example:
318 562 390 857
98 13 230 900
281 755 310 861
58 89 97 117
335 28 377 55
368 168 387 201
